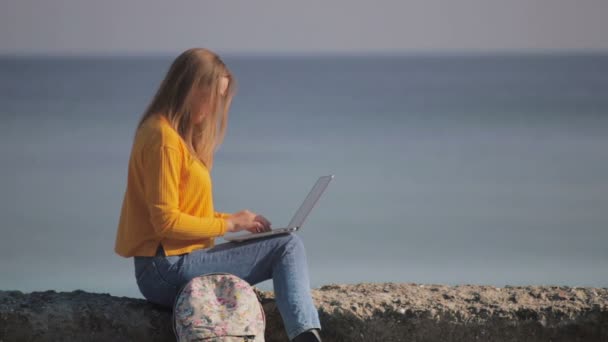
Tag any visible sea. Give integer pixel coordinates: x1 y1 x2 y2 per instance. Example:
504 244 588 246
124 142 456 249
0 53 607 299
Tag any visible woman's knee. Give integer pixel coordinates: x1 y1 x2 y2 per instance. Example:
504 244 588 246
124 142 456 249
278 233 305 254
288 232 304 245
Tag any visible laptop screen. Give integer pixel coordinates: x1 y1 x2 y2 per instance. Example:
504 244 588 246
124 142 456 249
287 175 334 228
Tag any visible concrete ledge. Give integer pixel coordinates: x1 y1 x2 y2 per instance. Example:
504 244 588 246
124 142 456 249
1 282 607 341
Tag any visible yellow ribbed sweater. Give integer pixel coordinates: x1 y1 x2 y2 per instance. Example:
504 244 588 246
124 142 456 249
114 114 229 257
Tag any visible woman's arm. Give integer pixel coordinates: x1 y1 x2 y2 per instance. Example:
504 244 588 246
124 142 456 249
143 145 227 239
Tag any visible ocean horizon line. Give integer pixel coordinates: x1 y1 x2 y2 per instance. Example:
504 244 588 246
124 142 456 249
1 48 608 60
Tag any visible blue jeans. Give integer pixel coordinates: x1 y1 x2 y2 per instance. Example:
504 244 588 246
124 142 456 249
133 233 321 340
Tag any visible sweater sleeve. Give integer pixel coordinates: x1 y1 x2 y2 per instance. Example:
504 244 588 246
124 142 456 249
143 145 227 239
214 212 232 219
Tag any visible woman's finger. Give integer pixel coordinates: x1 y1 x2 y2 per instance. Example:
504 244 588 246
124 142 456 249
264 218 272 231
261 215 272 228
254 215 270 229
248 225 260 234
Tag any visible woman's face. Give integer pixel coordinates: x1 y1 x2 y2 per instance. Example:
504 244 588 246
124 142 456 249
192 76 230 125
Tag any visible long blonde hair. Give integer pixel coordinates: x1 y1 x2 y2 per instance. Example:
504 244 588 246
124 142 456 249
136 48 236 170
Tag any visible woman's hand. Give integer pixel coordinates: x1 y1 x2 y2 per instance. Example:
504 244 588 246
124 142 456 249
225 210 272 233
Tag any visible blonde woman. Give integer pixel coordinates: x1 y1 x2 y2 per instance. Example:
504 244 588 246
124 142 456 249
114 48 322 342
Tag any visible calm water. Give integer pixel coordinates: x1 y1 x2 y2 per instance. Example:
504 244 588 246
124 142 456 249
0 54 607 298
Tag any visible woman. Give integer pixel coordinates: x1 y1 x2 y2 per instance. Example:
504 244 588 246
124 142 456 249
114 48 322 342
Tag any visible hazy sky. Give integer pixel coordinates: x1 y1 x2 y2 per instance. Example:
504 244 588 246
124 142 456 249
1 0 608 55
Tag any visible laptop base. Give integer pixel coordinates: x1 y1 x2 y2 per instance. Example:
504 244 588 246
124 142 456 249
224 227 299 243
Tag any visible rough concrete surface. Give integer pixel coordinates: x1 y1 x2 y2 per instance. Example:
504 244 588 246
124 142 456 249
1 282 607 341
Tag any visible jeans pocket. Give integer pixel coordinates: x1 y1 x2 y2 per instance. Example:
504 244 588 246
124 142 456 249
152 257 181 287
135 262 154 283
136 260 180 308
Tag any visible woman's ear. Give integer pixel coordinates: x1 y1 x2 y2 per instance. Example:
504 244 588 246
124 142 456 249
219 76 230 96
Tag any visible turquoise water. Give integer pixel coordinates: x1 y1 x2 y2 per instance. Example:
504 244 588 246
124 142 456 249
0 54 607 298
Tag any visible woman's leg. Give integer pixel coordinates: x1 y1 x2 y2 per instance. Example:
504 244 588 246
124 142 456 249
178 233 321 341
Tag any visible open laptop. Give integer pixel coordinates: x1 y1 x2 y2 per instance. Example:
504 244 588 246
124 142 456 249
223 175 334 242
